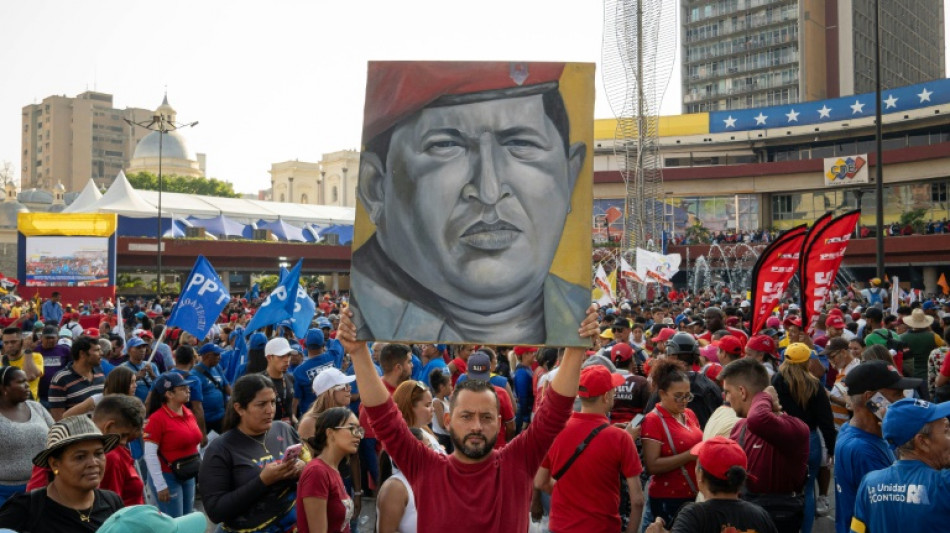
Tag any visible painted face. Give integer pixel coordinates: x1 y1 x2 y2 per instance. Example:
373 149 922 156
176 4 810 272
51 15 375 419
375 94 583 311
448 389 500 461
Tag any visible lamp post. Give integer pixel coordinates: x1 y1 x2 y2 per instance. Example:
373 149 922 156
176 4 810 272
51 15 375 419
125 105 197 296
873 0 885 279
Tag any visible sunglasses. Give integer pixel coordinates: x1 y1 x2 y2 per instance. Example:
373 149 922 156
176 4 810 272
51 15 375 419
331 384 351 392
333 425 365 438
672 392 694 403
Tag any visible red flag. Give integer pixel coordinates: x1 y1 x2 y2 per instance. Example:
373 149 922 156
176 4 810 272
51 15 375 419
801 210 862 335
749 224 808 335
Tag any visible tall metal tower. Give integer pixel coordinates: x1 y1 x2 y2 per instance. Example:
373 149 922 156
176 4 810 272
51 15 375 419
602 0 676 259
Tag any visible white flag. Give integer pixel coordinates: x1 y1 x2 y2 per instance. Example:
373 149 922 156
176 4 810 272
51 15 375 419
593 264 615 306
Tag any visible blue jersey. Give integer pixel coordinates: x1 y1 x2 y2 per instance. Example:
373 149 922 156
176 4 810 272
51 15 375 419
834 422 895 533
851 460 950 532
292 353 339 416
121 360 160 402
193 362 229 424
410 354 423 382
419 358 449 388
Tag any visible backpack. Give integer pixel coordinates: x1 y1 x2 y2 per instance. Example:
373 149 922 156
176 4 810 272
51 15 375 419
868 329 909 363
867 287 883 306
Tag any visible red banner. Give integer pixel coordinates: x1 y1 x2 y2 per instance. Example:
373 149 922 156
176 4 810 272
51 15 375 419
801 210 862 335
749 225 807 335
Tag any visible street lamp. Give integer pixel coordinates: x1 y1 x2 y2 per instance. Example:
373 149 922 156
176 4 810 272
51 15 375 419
873 0 885 278
125 103 197 296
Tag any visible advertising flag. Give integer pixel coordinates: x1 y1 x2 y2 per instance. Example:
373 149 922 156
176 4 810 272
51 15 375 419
593 264 615 306
636 248 681 286
619 256 644 284
166 256 231 340
244 259 303 335
800 211 861 335
748 225 807 335
279 266 316 338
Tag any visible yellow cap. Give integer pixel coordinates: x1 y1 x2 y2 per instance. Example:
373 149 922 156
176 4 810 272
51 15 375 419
784 343 812 364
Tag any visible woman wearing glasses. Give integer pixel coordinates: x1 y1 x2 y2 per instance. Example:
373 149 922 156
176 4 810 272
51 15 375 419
640 359 703 528
297 407 362 533
199 374 304 533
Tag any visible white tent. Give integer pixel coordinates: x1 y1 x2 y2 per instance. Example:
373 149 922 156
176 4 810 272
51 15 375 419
84 171 157 217
61 178 103 213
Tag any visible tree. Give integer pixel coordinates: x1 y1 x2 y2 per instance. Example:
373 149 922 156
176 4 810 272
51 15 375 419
126 171 240 198
0 161 15 185
685 220 711 243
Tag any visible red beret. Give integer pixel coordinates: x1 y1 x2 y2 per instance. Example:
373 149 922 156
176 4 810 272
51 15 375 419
362 61 566 142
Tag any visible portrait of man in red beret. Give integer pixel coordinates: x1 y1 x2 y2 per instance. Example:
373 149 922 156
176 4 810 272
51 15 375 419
350 61 594 346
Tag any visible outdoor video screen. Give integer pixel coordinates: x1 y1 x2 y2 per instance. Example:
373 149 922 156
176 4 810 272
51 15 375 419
25 236 110 287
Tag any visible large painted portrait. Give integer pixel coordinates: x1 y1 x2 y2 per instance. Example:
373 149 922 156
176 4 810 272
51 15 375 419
350 61 594 347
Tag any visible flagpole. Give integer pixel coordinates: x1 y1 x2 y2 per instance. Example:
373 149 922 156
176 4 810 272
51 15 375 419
146 325 168 364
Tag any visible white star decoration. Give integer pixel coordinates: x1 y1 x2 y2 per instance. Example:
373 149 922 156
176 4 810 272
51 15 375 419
785 109 799 122
723 115 737 128
918 88 933 103
850 100 865 114
754 112 768 125
884 95 899 109
818 105 832 119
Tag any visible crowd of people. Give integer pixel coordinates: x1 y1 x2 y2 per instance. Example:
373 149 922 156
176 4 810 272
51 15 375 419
0 282 946 532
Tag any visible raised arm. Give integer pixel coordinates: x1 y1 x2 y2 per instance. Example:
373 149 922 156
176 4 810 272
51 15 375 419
337 310 389 407
549 305 600 398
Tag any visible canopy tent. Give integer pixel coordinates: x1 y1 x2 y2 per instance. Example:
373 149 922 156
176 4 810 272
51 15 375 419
87 171 157 217
61 179 103 213
186 214 254 239
257 219 308 242
319 224 354 245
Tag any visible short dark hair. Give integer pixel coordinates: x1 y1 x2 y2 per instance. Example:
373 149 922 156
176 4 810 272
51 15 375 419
174 345 195 366
70 336 97 360
449 378 499 413
2 327 22 337
429 368 450 392
306 407 353 455
223 374 276 432
380 343 411 373
93 394 145 430
699 465 747 494
718 358 769 393
650 358 689 392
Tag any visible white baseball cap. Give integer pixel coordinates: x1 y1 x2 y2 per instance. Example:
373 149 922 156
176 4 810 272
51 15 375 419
265 337 293 356
312 368 356 396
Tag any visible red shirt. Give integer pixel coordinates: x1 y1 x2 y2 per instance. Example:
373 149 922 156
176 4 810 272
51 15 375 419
494 385 515 449
940 350 950 377
730 392 809 494
296 457 352 533
450 357 467 386
143 404 202 472
101 444 145 506
365 386 573 532
640 405 702 498
542 412 642 532
358 380 397 440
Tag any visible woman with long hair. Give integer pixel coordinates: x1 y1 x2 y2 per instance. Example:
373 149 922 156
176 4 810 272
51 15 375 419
61 366 137 418
391 380 442 452
199 374 303 533
640 359 703 527
0 367 54 505
297 407 362 533
143 372 203 518
771 343 835 533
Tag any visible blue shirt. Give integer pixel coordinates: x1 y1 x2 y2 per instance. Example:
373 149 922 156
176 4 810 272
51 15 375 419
41 300 63 324
419 358 449 388
851 460 950 532
193 362 229 424
292 352 339 416
121 360 160 402
410 353 423 382
834 422 895 533
513 365 535 418
171 368 203 403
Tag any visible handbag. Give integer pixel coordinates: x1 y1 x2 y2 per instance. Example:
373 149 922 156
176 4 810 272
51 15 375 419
656 408 699 495
162 451 201 482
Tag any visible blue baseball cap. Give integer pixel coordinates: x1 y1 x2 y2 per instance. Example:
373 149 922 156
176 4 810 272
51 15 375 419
882 398 950 449
125 337 146 351
248 332 268 350
305 328 325 349
316 317 332 329
152 372 187 394
922 300 936 310
198 344 223 356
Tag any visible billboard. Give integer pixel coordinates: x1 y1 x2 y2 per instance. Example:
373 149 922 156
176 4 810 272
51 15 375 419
25 236 110 287
824 155 869 187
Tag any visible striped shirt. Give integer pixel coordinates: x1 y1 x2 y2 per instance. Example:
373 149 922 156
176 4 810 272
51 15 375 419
830 358 860 429
48 363 105 411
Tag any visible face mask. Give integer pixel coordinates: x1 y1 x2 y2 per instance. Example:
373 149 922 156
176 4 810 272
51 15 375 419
866 392 891 421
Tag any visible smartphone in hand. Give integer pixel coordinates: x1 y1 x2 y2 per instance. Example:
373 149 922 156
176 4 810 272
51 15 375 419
282 443 303 464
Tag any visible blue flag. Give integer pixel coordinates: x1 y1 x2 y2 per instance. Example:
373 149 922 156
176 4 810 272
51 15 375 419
225 327 247 383
166 256 230 340
245 259 303 335
250 283 260 300
279 267 316 339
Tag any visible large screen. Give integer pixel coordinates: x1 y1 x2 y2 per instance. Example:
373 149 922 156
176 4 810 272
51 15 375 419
25 236 110 287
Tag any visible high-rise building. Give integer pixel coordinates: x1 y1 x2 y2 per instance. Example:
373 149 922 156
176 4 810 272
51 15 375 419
681 0 946 113
21 91 152 192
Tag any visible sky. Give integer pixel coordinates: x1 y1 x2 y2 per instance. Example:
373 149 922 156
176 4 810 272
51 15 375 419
2 0 949 195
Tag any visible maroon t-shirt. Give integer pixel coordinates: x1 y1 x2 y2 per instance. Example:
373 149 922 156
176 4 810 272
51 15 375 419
297 458 352 533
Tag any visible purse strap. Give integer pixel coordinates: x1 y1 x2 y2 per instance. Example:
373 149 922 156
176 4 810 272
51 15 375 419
553 423 609 480
656 408 699 495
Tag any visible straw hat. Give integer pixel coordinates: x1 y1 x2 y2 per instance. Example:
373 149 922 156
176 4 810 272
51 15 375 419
902 308 934 329
32 416 120 468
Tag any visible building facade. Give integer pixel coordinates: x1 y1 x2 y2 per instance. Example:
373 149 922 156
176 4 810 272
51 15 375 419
21 91 153 192
682 0 945 113
269 150 359 207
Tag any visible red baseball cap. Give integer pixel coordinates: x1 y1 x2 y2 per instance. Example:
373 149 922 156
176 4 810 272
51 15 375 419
610 343 634 363
747 334 777 356
715 335 743 356
362 61 566 142
652 327 677 344
783 315 802 328
828 308 845 318
83 328 100 337
578 366 625 398
826 315 847 329
766 316 781 329
513 346 538 357
690 436 753 481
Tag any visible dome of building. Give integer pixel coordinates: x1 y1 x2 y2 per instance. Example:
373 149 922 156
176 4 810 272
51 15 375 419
47 203 66 213
18 189 53 204
132 130 194 161
0 201 28 228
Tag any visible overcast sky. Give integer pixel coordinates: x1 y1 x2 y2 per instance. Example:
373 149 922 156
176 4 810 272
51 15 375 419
2 0 948 194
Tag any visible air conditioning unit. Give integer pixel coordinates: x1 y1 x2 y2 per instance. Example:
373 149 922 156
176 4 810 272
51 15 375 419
325 233 340 246
185 227 206 239
253 229 273 241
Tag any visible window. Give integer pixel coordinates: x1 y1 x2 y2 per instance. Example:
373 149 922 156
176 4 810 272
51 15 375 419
932 183 947 203
772 194 793 219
